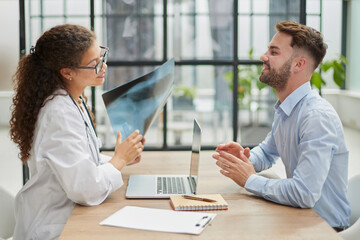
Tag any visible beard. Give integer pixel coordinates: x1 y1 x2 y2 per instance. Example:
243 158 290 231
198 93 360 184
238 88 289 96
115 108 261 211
259 57 292 91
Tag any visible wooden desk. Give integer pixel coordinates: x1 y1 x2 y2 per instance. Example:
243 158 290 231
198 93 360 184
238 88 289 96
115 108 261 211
59 151 341 240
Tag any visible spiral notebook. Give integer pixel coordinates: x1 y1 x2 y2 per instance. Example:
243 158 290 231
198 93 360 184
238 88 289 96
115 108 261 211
170 194 228 211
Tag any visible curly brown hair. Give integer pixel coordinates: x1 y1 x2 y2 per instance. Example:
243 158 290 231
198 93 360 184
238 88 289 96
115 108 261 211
10 24 96 163
276 21 328 70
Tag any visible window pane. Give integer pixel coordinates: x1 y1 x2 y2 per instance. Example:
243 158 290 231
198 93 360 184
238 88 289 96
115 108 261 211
236 65 275 147
44 0 64 16
252 16 269 59
253 0 269 14
321 0 342 59
104 66 156 91
239 0 250 14
140 0 163 14
29 0 41 16
168 0 233 60
239 0 300 60
320 0 343 89
66 18 90 28
104 0 162 15
94 0 103 15
269 0 300 39
95 16 105 44
104 0 163 61
29 18 42 47
307 0 321 14
168 65 232 146
67 0 90 15
306 16 320 31
238 16 251 59
269 0 300 14
238 16 269 60
43 18 66 31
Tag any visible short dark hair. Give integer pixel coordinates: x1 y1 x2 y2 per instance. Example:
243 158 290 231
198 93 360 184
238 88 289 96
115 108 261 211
276 21 327 70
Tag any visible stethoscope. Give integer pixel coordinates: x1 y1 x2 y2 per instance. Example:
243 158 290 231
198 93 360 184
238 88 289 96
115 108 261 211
69 95 100 165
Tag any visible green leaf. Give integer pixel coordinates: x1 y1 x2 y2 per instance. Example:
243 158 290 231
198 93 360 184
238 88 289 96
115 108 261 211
249 48 254 59
311 72 323 91
173 85 197 99
256 80 267 91
333 69 345 88
256 65 262 75
224 71 233 81
333 61 344 74
321 61 332 72
315 55 347 90
340 55 348 65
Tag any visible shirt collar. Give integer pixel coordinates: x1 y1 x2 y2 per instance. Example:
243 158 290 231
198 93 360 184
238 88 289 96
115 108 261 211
275 81 311 117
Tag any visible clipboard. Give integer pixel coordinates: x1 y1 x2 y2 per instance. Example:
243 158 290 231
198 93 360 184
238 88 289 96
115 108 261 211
99 206 216 235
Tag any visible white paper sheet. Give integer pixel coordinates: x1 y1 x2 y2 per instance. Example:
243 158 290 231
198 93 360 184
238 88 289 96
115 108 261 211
99 206 216 235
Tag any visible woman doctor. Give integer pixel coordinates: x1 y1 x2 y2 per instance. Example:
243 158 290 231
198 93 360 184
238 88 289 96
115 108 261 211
9 24 145 240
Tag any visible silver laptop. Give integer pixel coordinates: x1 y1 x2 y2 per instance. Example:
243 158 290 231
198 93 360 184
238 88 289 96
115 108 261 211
125 119 201 198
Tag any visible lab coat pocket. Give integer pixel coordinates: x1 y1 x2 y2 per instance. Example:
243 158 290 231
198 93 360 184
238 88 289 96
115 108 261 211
33 223 65 240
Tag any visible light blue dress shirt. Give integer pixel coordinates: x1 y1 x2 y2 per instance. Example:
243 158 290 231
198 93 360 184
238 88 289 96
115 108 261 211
245 81 350 228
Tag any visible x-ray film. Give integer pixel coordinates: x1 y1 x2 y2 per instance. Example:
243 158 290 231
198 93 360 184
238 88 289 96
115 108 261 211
102 59 174 141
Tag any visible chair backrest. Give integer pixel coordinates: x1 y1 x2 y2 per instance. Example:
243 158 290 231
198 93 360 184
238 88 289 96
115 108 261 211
348 174 360 225
0 187 15 239
339 218 360 240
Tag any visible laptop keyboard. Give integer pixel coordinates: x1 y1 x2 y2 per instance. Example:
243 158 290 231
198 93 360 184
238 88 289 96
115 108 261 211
156 176 186 194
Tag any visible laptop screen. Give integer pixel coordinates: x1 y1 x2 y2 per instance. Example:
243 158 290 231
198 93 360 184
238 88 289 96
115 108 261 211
189 119 202 194
102 58 174 141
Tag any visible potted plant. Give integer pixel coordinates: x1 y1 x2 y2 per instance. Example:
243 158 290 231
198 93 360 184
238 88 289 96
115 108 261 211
225 49 270 107
224 49 277 146
225 49 273 125
311 55 347 93
172 84 197 110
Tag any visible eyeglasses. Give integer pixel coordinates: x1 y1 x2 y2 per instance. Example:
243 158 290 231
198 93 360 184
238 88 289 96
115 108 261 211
76 46 109 74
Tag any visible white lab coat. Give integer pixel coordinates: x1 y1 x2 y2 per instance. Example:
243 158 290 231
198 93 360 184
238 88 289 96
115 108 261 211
13 89 123 240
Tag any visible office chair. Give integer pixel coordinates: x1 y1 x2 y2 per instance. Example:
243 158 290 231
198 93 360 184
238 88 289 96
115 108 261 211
0 187 15 240
339 174 360 240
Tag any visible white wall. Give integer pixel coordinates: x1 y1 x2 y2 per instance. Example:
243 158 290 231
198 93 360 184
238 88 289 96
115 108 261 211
320 0 343 89
346 0 360 91
323 90 360 131
0 128 22 197
0 0 20 91
0 0 23 197
0 0 20 126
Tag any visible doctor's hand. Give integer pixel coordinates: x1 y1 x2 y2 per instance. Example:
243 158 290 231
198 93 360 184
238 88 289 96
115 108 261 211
126 137 146 166
110 130 145 171
212 150 255 187
216 141 250 159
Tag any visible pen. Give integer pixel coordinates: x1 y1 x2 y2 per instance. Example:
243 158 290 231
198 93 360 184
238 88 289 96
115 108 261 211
182 195 217 202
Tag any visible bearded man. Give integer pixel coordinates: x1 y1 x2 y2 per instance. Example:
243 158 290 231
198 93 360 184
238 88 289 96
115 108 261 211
213 21 350 232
